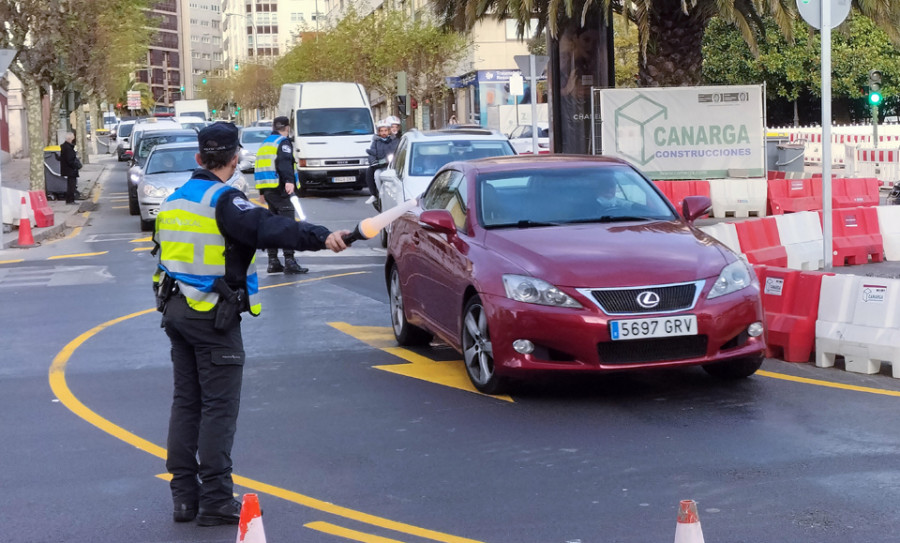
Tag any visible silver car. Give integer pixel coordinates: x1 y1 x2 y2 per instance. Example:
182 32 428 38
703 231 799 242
378 127 515 246
238 126 271 172
137 142 199 231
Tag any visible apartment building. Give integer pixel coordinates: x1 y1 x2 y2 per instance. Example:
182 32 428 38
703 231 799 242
184 0 226 99
136 1 187 109
222 0 323 69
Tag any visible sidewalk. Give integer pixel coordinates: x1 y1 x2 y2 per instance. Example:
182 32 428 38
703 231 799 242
1 151 116 249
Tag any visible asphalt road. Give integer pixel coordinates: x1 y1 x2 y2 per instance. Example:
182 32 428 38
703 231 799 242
3 160 900 543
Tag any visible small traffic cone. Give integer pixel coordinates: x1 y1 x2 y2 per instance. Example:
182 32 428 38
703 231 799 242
235 493 266 543
674 499 705 543
11 196 36 248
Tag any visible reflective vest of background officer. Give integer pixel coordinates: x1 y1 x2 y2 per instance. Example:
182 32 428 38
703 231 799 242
153 121 350 527
254 116 306 274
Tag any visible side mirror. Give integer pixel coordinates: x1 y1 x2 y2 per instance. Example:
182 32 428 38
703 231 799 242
419 209 456 235
682 195 712 223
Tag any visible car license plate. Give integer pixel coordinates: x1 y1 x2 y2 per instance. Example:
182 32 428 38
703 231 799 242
610 315 697 341
333 176 356 183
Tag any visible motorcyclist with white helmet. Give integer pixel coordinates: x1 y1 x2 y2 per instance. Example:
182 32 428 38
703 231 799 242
387 115 402 140
364 119 398 210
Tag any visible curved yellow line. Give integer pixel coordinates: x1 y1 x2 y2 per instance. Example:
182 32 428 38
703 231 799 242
47 271 484 543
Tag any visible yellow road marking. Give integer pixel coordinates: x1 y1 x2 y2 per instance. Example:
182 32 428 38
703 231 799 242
757 369 900 396
47 251 108 260
47 272 485 543
0 259 25 264
131 236 153 243
328 322 514 403
132 247 153 252
306 521 407 543
111 205 127 209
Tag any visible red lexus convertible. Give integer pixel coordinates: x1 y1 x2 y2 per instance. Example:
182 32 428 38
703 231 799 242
385 155 765 394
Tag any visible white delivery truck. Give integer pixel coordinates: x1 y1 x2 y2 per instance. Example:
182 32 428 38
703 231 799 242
173 99 209 121
277 82 374 195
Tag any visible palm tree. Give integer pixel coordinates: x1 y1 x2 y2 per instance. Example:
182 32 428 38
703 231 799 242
431 0 900 87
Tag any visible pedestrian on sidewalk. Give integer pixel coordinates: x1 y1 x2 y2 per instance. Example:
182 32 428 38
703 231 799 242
60 133 82 204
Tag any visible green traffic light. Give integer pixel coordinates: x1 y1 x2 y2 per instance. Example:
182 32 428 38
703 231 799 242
212 109 217 114
202 78 207 84
870 92 883 105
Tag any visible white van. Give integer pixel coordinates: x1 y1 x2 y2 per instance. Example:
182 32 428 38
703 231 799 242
277 82 375 195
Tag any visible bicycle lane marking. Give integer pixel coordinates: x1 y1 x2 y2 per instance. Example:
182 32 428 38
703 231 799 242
47 271 484 543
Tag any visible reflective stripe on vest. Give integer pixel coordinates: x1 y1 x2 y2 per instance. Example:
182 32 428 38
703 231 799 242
254 134 285 190
155 179 261 315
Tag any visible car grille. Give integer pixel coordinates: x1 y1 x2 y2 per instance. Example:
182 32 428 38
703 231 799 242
598 336 708 365
324 158 365 166
586 282 701 315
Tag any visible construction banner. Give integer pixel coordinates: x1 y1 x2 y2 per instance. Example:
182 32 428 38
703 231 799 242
598 85 766 180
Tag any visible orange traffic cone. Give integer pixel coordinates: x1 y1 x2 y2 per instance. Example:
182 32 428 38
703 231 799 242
235 493 266 543
674 499 705 543
11 196 36 248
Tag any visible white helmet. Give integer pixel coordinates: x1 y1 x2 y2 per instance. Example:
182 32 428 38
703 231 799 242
376 119 391 129
387 115 401 126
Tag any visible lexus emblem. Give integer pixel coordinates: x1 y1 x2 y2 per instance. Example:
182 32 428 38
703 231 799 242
636 291 660 309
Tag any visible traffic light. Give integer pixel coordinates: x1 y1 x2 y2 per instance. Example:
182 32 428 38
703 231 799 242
202 77 207 84
180 86 185 92
212 108 217 115
236 105 241 111
869 69 883 106
234 62 240 71
396 95 408 117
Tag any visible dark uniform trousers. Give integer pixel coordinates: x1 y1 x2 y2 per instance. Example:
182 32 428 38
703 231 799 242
262 190 295 260
163 294 245 508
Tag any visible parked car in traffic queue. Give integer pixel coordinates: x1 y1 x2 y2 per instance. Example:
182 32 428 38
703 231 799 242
136 142 200 231
238 126 271 172
385 155 766 394
508 123 550 154
127 129 202 215
378 127 515 247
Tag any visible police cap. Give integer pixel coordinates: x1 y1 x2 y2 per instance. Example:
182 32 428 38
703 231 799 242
273 116 290 131
198 122 240 153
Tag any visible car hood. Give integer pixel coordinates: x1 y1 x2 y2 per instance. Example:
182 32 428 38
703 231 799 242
140 171 195 188
242 143 263 154
482 220 731 287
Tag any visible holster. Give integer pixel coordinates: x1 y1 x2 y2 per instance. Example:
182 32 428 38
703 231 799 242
213 277 246 331
154 273 177 314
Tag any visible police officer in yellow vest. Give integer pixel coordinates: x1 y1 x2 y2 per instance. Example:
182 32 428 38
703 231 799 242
255 116 307 274
153 122 349 526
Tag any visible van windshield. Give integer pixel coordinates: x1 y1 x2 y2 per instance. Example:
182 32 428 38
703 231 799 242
296 108 373 136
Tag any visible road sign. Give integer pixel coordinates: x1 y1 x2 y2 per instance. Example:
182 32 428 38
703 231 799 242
0 49 15 74
127 91 141 109
514 55 549 78
509 74 525 96
796 0 850 29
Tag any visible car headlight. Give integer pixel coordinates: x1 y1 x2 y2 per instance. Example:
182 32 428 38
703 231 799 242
141 184 172 198
305 159 324 167
502 274 583 308
707 259 755 299
129 171 141 183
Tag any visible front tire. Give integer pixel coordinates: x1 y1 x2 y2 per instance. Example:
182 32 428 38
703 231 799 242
703 355 763 379
140 218 155 232
462 295 507 394
389 264 432 346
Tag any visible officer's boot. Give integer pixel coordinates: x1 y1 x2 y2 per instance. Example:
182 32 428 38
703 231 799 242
267 250 284 273
284 254 308 275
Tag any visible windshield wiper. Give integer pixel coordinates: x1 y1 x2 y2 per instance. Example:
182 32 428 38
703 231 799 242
594 215 652 223
516 220 559 228
299 131 330 136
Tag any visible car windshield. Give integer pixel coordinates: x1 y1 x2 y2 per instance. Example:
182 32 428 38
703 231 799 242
137 135 199 162
241 130 270 144
295 108 373 136
118 124 134 137
145 149 199 175
410 141 514 177
478 166 676 227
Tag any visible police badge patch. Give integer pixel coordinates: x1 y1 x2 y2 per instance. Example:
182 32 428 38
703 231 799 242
232 198 256 211
281 144 291 153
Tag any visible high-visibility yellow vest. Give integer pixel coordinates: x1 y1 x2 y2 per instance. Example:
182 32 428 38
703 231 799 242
255 134 292 190
154 179 261 315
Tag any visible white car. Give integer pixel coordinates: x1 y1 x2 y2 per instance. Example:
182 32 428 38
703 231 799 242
137 142 199 231
508 123 550 154
377 127 515 246
238 126 271 172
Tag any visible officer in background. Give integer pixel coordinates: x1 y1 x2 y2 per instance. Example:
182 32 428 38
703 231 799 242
153 122 349 527
254 116 307 274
